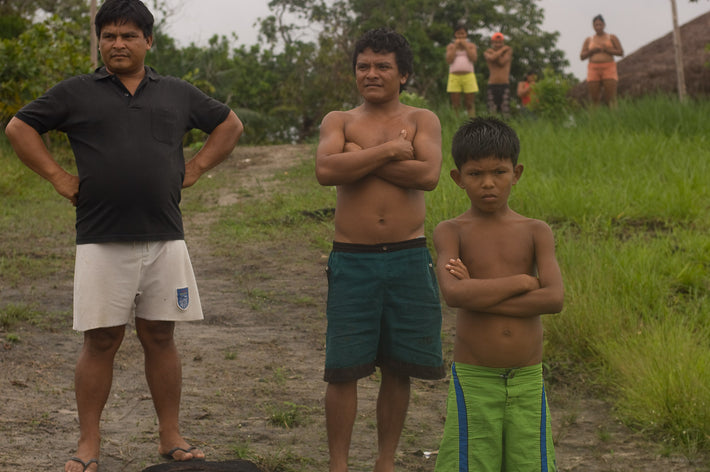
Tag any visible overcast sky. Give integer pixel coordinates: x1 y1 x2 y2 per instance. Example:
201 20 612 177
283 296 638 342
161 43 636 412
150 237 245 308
162 0 710 80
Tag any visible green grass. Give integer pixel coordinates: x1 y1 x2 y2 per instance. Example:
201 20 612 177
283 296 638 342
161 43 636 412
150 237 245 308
432 97 710 455
267 401 313 429
0 139 76 288
231 441 316 472
211 153 335 254
1 95 709 456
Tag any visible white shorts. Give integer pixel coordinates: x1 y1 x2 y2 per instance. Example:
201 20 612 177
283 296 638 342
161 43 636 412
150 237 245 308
73 240 203 331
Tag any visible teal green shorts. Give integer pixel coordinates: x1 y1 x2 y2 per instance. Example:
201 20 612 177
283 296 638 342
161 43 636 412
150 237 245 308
324 239 445 383
434 362 556 472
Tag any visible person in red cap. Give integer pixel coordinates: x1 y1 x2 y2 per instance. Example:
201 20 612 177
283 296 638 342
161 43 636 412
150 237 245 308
484 32 513 117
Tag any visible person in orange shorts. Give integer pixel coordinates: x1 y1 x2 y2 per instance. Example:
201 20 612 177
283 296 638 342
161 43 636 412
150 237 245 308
580 14 624 108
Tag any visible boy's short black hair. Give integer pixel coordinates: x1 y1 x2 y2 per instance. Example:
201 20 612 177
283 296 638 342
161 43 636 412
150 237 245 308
352 28 413 91
451 117 520 169
95 0 154 39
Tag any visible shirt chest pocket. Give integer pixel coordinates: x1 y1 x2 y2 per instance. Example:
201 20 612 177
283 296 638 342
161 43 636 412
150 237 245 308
151 107 179 144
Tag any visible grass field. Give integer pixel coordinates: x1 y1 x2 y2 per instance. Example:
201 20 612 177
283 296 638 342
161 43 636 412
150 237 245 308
2 96 709 458
433 97 710 456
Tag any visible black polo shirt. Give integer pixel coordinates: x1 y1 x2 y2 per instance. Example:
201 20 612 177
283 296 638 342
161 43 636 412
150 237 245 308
15 67 231 244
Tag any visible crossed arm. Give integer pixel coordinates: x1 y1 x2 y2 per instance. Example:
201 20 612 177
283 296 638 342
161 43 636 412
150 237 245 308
446 41 477 64
315 110 442 190
433 220 564 317
484 46 511 66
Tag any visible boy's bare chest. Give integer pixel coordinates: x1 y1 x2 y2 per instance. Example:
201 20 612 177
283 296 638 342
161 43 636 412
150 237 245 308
460 226 534 275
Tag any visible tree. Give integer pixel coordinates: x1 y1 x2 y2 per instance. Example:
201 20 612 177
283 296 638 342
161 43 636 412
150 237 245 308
0 1 93 124
253 0 570 140
0 16 91 123
0 0 90 24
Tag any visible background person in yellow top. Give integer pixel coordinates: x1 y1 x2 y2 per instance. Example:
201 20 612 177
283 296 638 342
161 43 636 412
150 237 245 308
484 32 513 117
316 27 445 472
446 21 478 116
433 117 563 471
580 14 624 108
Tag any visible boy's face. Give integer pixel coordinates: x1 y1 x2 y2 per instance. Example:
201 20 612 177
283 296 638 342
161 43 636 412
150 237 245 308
450 156 523 214
355 48 407 103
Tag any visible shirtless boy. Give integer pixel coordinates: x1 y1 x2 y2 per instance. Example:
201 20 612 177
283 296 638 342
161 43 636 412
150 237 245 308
316 27 445 472
433 117 564 471
484 32 513 117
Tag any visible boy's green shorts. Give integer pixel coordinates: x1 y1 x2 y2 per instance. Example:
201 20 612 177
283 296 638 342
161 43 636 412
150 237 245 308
324 238 445 383
435 362 556 472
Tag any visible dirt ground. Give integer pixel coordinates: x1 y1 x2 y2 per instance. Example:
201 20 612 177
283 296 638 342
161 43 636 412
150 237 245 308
1 144 707 471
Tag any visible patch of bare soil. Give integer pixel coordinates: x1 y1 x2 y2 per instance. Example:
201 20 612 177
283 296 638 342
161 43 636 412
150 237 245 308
0 145 706 471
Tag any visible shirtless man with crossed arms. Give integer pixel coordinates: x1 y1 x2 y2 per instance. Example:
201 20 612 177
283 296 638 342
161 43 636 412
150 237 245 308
315 27 445 472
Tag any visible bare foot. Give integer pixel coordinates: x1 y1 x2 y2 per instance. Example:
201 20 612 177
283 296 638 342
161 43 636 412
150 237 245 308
373 457 395 472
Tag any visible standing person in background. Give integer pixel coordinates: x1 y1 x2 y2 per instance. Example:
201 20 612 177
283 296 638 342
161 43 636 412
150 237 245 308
580 14 624 108
4 1 243 471
316 27 445 472
446 21 478 116
517 70 537 109
484 32 513 118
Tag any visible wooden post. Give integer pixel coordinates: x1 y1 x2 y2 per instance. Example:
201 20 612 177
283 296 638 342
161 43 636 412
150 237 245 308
90 0 97 69
670 0 687 102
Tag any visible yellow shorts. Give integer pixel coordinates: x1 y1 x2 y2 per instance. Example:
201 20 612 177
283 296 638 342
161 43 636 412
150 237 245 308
587 61 618 82
447 72 479 94
73 240 203 331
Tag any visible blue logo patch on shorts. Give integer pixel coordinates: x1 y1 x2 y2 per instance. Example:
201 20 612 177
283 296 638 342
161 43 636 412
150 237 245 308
177 287 189 310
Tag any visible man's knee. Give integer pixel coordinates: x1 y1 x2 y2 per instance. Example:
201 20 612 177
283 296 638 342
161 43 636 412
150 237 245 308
83 325 125 353
136 319 175 347
380 366 410 384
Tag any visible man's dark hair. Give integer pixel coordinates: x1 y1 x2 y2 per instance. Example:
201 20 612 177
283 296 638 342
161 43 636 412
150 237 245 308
352 28 413 91
95 0 154 39
451 117 520 169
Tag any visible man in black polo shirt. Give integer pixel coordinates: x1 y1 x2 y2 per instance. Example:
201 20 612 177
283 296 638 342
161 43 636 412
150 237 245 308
4 1 243 470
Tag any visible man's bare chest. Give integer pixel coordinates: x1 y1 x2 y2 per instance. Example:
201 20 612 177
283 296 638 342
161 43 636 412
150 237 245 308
344 116 415 147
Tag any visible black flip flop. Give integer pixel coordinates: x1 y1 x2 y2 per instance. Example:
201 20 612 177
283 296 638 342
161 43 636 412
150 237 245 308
161 446 205 461
69 457 99 471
